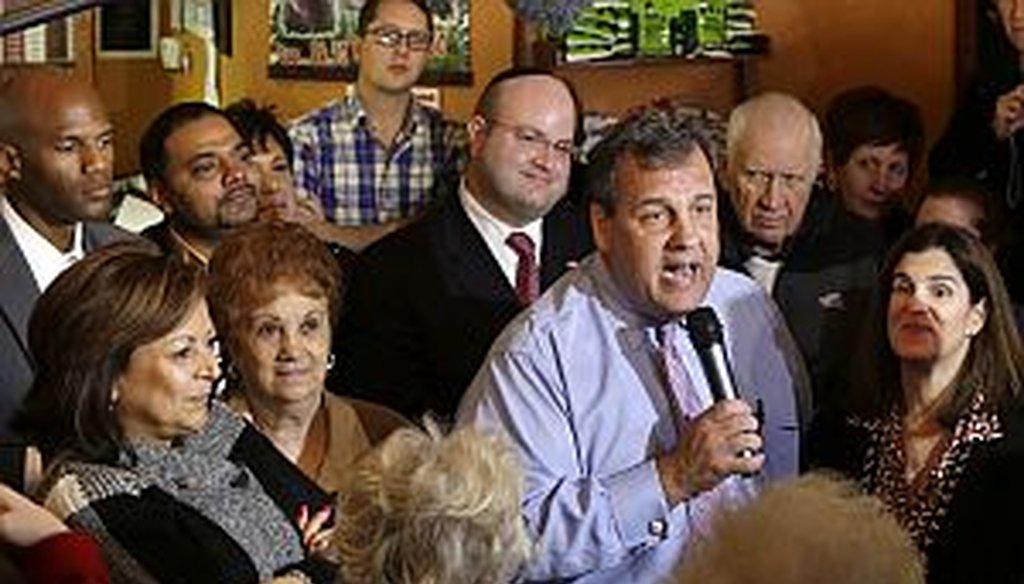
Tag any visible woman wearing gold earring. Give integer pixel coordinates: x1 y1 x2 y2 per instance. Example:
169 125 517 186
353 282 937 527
207 222 405 493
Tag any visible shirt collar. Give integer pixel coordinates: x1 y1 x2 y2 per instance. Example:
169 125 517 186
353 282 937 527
586 253 683 339
459 178 543 252
1 195 84 290
346 87 422 136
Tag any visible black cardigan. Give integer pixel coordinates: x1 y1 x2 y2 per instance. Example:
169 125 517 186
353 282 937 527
810 403 1024 584
44 405 337 584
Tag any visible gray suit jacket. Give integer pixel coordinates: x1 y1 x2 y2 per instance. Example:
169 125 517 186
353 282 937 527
0 215 131 439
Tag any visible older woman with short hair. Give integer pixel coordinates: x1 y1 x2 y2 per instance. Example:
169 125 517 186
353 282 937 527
333 424 530 584
15 241 335 584
207 221 387 493
812 223 1024 584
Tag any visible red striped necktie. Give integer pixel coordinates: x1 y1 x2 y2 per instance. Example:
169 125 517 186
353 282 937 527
506 231 539 306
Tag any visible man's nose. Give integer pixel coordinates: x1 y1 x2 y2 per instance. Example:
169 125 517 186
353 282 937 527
667 211 698 248
224 156 249 185
81 143 111 174
759 176 785 208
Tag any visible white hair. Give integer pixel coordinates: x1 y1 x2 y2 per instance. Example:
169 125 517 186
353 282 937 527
726 91 823 178
333 422 530 584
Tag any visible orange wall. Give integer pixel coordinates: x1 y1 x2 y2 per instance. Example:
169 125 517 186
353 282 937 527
90 0 954 176
753 0 955 151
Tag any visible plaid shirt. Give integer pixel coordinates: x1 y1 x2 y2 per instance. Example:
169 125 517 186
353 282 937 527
289 93 467 226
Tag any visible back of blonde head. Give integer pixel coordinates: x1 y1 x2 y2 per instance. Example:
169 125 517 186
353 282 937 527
334 423 530 584
674 473 924 584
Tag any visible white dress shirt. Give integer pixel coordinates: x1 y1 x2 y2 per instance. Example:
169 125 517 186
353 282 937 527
1 195 85 292
459 180 543 290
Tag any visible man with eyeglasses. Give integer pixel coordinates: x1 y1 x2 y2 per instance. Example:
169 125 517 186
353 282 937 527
458 104 805 583
331 68 593 422
720 92 880 416
289 0 466 252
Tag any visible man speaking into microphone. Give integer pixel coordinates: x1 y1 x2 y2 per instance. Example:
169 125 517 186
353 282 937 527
458 104 811 584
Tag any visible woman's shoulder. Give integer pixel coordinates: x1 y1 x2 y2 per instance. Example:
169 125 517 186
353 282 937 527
329 394 409 446
322 394 374 455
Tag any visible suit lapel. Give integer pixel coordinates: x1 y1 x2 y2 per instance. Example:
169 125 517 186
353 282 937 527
435 196 518 304
0 217 40 361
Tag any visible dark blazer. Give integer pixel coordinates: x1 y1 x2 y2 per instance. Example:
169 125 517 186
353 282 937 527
0 215 131 439
810 403 1024 584
331 188 593 422
719 192 884 416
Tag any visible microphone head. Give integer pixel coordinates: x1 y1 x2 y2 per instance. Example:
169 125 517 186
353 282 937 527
686 306 724 348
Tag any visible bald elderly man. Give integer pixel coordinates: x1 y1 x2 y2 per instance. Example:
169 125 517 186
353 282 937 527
719 92 879 416
0 68 131 439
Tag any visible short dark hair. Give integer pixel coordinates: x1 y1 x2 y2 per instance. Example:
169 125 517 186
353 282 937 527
917 175 1004 249
224 98 294 170
14 241 207 463
139 101 229 183
473 67 583 145
854 223 1024 427
587 104 723 213
824 86 924 173
357 0 434 35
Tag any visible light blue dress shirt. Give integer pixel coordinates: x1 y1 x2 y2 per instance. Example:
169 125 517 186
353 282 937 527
457 253 810 583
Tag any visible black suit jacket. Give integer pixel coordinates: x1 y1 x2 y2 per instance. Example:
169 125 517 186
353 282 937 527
331 190 593 422
0 215 132 439
719 192 884 415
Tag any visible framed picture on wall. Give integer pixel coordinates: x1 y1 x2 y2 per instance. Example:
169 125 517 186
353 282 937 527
268 0 472 85
96 0 158 58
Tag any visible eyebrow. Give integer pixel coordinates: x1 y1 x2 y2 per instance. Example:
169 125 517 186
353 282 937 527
55 125 115 140
183 139 248 167
893 272 961 284
185 151 218 167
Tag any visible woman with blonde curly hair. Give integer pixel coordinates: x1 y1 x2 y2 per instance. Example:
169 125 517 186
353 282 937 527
333 424 530 584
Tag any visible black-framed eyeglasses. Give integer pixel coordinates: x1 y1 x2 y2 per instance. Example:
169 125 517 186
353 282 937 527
486 118 580 161
366 26 433 52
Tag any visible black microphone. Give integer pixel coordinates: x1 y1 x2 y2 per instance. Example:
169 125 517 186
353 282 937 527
687 306 760 464
686 306 739 402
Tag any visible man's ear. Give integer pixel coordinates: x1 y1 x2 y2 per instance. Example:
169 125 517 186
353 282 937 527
0 142 22 186
589 201 612 254
349 36 363 67
467 114 488 158
147 181 175 216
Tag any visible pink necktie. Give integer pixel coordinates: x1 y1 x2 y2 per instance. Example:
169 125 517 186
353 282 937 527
506 232 539 306
658 321 706 429
659 320 748 533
